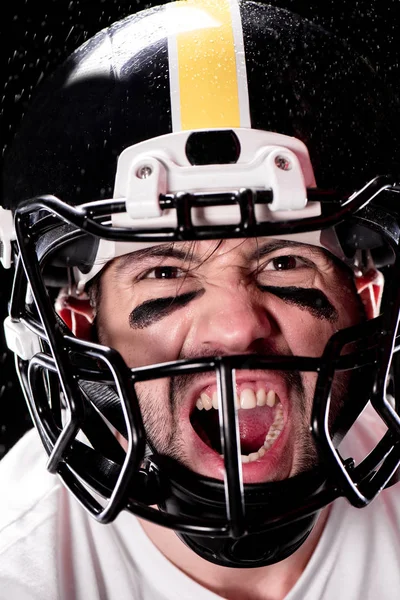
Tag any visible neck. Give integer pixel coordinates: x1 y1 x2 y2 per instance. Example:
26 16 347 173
139 507 330 600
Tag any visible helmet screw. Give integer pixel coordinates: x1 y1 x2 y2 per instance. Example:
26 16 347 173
274 155 292 171
137 165 153 179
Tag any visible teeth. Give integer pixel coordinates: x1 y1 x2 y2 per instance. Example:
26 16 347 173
263 404 284 452
196 387 279 410
266 390 276 407
200 392 212 411
256 388 266 406
240 388 256 409
247 452 260 462
195 388 285 460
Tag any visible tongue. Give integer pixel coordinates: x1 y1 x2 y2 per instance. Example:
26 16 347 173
238 406 274 454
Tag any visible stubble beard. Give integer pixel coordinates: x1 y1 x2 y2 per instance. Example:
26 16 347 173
135 366 325 481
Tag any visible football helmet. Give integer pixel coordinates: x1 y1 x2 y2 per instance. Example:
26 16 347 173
2 0 400 568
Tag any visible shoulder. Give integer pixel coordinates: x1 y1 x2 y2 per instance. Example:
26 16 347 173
0 429 61 550
0 430 61 598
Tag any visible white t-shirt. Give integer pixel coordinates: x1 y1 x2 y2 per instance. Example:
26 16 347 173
0 413 399 600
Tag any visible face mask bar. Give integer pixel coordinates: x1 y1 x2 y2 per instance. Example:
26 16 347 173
10 317 397 533
7 175 400 535
14 174 396 244
312 318 400 507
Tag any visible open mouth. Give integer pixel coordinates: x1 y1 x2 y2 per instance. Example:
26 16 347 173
190 385 284 463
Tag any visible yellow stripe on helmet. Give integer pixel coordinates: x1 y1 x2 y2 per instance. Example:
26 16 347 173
168 0 250 131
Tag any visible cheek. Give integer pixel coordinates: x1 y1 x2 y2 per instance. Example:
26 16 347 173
277 305 337 358
98 292 189 368
135 378 172 421
288 275 363 356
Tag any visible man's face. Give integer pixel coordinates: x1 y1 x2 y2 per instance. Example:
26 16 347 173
95 238 364 484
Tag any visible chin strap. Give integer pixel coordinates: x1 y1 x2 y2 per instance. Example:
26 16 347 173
144 454 329 568
177 521 316 568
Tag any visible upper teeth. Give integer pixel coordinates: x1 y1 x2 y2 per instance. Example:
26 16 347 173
196 388 277 411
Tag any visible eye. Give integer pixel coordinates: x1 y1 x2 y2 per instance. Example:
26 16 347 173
266 255 305 271
142 266 185 280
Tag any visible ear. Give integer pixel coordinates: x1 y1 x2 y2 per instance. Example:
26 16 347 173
354 268 384 320
55 288 95 339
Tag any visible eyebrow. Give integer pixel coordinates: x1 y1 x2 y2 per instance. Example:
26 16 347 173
113 243 198 276
251 239 327 261
113 239 326 276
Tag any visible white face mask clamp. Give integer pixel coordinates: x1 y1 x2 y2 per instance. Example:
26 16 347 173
118 128 314 221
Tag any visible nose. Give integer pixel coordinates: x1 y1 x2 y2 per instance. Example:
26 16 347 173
194 285 274 354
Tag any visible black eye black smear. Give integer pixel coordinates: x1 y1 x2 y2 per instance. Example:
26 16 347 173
130 285 337 329
129 289 205 329
259 285 338 322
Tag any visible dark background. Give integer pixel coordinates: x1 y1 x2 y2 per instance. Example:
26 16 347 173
1 0 399 459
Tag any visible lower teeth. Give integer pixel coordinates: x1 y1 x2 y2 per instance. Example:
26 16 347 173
240 404 284 463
